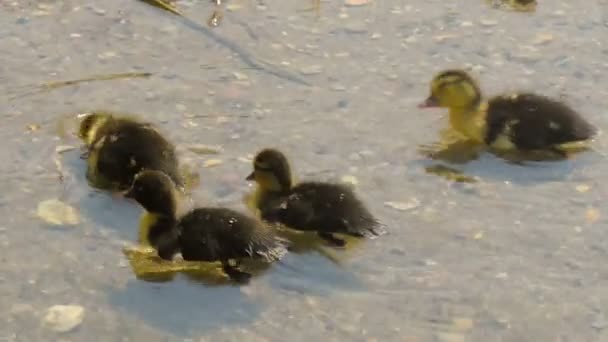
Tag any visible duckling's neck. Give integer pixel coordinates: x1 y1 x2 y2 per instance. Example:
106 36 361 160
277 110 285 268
448 102 488 143
139 211 177 247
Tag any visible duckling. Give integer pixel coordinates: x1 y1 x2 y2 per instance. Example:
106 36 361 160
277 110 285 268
246 148 385 247
419 69 596 155
124 170 287 283
78 112 183 191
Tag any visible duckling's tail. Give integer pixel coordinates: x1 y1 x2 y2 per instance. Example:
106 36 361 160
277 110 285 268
248 233 289 263
347 216 388 239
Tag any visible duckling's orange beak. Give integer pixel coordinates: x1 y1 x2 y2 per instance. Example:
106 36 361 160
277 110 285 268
245 172 255 181
418 95 439 108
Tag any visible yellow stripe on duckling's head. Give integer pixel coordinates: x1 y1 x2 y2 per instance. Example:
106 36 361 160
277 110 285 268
246 148 293 192
78 112 111 147
420 69 482 110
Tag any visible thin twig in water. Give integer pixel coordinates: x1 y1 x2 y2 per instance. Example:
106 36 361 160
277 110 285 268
8 72 152 101
135 0 311 86
41 72 153 90
137 0 183 16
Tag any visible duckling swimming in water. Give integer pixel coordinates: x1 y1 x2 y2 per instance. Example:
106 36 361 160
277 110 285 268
78 112 183 191
419 69 596 155
246 148 385 247
125 170 287 283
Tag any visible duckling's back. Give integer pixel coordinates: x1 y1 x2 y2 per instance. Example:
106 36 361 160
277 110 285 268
486 93 596 150
94 120 182 189
176 208 286 262
275 182 384 237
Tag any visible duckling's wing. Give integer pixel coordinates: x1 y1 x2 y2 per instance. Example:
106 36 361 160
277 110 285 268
288 183 384 237
96 124 182 188
487 94 596 150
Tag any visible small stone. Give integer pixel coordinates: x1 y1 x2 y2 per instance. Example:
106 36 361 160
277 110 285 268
575 184 591 193
461 21 474 27
186 144 223 155
37 199 80 226
586 208 600 223
591 315 608 330
473 231 484 240
479 19 498 27
344 0 373 6
226 3 243 11
330 84 346 91
299 65 323 75
433 34 458 42
91 7 106 15
532 33 554 45
42 305 84 333
233 72 249 81
452 317 474 332
384 199 420 211
203 159 223 168
495 272 508 279
435 332 465 342
341 175 359 185
26 124 40 132
55 145 76 154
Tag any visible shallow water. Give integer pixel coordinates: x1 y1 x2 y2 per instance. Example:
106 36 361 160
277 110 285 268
2 0 608 340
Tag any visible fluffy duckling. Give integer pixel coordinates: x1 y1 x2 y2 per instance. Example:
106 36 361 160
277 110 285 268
246 148 385 247
124 170 287 283
78 112 183 191
419 69 596 154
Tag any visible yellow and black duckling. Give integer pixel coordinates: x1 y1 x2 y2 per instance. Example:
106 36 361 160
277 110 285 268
246 148 386 247
419 69 596 156
124 170 287 283
78 112 183 191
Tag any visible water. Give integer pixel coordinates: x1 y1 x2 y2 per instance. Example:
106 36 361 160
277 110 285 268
1 0 608 340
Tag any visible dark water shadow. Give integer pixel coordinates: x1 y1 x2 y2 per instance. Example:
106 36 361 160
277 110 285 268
107 275 260 336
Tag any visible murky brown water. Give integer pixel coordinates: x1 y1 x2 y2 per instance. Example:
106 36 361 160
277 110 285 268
2 0 608 340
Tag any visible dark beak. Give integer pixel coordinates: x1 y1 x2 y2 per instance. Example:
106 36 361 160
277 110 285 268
245 171 255 181
418 95 439 108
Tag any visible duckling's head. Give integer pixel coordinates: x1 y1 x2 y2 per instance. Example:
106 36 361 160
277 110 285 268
246 148 293 192
419 69 482 110
78 112 111 146
124 170 177 216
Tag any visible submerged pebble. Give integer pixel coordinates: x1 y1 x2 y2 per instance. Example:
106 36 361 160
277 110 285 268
42 305 84 333
37 199 80 226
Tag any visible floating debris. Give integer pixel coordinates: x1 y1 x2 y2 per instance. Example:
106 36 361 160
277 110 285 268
425 164 478 183
42 305 84 333
575 184 591 193
208 10 223 27
37 199 80 226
